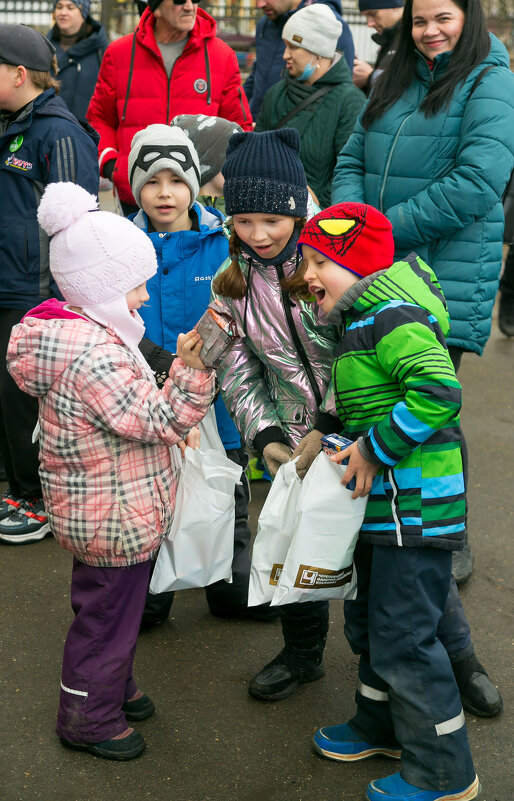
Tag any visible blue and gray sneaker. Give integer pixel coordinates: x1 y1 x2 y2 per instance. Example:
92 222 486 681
0 497 50 544
366 772 481 801
313 722 401 762
0 489 22 521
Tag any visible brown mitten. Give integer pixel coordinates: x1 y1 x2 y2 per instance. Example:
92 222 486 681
262 441 293 478
290 429 323 479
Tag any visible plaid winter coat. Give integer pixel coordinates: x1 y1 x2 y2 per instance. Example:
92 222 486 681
7 304 215 567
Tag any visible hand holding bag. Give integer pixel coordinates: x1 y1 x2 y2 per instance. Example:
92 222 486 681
247 458 302 607
271 452 368 605
149 444 242 592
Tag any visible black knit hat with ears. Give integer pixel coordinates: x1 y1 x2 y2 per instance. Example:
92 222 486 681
221 129 308 218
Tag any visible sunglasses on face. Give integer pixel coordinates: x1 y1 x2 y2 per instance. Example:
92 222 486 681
172 0 202 4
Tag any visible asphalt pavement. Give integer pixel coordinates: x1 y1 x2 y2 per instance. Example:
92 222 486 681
1 305 513 801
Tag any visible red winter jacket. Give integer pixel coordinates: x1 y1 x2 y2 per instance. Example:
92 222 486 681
87 7 252 205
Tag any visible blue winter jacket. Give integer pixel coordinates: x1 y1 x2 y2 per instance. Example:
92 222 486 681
0 89 99 311
244 0 354 119
47 20 109 124
130 203 241 450
332 34 514 355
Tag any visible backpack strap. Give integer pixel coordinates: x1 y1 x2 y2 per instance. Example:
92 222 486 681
272 84 332 130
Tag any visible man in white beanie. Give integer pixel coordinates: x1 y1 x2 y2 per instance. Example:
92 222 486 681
244 0 355 119
255 3 365 208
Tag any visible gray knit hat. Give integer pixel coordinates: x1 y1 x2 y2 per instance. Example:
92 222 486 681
128 124 201 209
282 5 342 59
172 114 243 187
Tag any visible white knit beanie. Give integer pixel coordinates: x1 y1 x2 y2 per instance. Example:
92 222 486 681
282 4 342 59
38 182 157 307
128 124 201 209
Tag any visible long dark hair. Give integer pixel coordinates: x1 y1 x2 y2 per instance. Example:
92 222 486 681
362 0 490 128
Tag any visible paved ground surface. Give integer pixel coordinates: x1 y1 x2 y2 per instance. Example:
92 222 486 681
1 304 513 801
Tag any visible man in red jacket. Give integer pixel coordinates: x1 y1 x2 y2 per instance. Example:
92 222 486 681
87 0 253 215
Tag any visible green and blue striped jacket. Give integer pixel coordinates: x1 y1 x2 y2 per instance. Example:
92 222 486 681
333 254 465 550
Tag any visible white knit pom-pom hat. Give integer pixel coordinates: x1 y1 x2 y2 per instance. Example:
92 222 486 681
38 182 157 307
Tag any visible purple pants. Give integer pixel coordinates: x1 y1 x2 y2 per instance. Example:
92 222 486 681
56 557 151 744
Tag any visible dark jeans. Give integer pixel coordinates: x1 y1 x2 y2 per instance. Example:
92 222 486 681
345 541 476 791
500 242 514 297
143 446 253 621
56 558 151 744
0 308 42 498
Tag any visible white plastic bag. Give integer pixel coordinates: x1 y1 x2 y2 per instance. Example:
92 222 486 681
149 444 242 592
248 458 302 606
272 452 368 605
197 404 225 452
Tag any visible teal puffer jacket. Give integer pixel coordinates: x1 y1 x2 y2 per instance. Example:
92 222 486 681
332 34 514 355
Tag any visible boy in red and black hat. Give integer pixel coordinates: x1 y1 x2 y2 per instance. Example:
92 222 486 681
297 203 480 801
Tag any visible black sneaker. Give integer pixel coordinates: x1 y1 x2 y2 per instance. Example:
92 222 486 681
0 497 51 544
60 729 146 761
0 489 22 521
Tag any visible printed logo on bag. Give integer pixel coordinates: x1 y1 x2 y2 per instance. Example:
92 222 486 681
294 564 353 589
194 79 208 94
269 564 283 585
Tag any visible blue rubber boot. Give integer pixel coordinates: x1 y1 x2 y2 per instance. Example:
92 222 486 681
313 722 401 762
366 772 481 801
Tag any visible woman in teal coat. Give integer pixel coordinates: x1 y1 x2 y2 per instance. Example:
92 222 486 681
332 0 514 358
332 0 514 599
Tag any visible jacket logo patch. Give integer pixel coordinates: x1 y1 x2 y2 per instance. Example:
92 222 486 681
5 154 33 172
9 134 24 152
292 34 303 44
194 79 208 94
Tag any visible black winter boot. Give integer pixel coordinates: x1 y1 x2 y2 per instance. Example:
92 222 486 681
249 602 329 700
452 652 503 717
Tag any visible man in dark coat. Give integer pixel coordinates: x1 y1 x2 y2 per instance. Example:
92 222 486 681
352 0 403 95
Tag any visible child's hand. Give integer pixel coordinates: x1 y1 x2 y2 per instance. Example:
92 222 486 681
177 330 209 371
331 443 379 499
178 426 201 456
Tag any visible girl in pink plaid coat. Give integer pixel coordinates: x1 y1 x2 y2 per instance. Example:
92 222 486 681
6 183 216 761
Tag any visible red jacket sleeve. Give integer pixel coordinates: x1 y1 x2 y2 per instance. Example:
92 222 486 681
217 45 253 131
86 44 121 175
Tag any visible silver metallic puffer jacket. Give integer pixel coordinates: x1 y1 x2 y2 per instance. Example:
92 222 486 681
213 250 341 451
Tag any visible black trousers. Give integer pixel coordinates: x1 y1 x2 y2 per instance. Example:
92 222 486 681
500 242 514 297
0 308 41 498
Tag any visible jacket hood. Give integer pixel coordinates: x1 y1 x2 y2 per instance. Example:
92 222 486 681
47 20 109 59
353 255 451 336
8 311 113 398
138 5 216 49
130 201 223 237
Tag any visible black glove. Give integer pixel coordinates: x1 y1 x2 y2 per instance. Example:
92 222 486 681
139 338 175 387
103 158 116 181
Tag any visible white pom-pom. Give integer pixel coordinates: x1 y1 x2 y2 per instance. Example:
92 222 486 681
38 182 99 236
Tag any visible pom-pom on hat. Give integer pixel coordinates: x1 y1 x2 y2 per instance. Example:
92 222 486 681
298 203 395 278
172 114 243 187
128 123 201 209
38 182 157 307
282 5 342 59
222 129 308 218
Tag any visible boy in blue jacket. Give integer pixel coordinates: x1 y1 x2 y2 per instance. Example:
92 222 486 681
128 123 265 622
0 24 99 545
